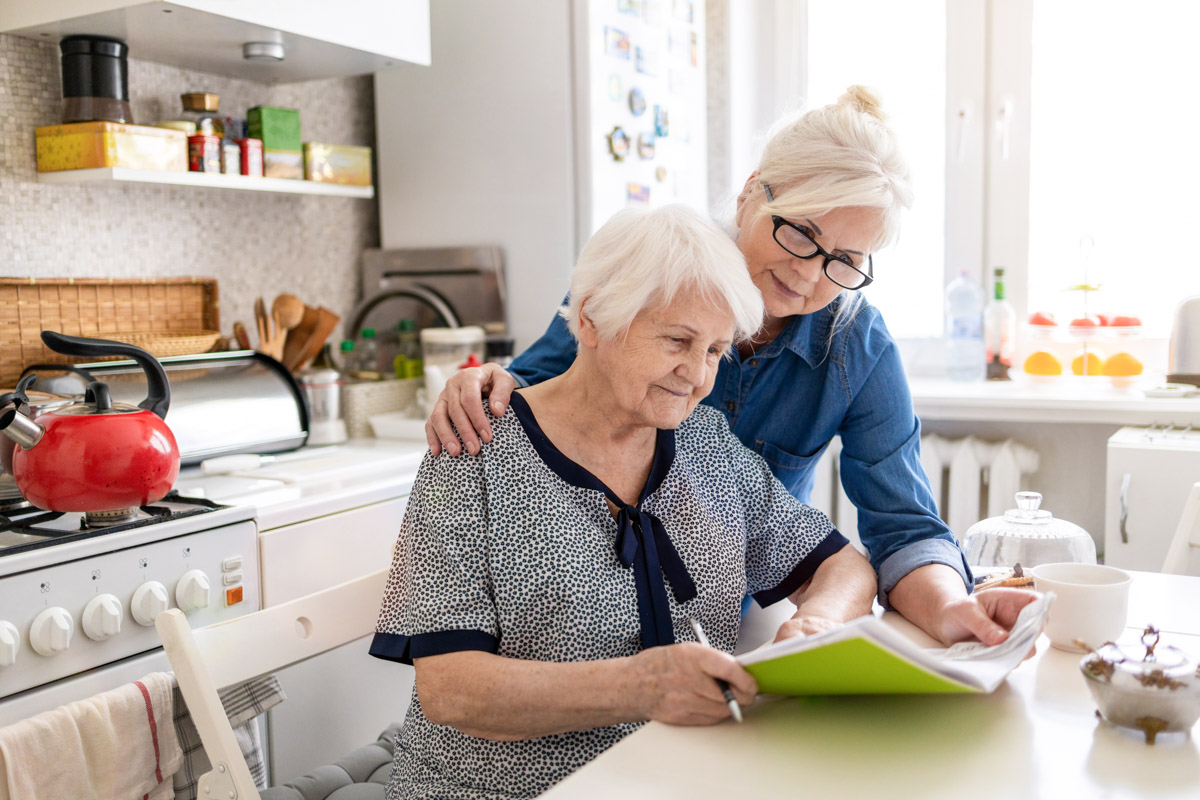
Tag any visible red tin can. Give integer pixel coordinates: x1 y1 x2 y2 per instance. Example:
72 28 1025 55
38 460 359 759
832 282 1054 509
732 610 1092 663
237 137 264 177
187 134 221 172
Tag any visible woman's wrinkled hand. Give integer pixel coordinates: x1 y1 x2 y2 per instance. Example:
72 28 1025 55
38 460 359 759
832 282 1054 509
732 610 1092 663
937 587 1041 658
630 643 757 725
773 614 841 643
425 364 519 456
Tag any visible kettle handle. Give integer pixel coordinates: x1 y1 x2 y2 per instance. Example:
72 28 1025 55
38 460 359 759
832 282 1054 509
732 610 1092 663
40 332 171 419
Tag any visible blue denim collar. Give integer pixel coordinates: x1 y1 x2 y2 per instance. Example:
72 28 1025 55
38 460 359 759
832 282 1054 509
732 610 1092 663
755 299 837 367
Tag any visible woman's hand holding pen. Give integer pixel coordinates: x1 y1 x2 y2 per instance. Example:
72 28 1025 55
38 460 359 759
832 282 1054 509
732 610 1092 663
627 644 757 725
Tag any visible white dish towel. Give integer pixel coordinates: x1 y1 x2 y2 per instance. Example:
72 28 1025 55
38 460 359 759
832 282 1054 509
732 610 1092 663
0 671 183 800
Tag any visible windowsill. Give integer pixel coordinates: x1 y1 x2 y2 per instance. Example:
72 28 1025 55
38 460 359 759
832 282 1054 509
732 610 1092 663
908 376 1200 425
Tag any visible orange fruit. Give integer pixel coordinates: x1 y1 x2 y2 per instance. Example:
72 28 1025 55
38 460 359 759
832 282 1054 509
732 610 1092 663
1028 311 1057 326
1023 351 1063 376
1102 352 1143 377
1072 350 1105 376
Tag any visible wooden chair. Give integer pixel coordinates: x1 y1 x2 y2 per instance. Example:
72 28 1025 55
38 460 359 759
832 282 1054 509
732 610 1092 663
155 569 389 800
1162 482 1200 575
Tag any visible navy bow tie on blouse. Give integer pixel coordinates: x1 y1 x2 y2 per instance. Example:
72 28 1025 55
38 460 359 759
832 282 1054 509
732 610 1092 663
505 393 695 649
614 504 697 648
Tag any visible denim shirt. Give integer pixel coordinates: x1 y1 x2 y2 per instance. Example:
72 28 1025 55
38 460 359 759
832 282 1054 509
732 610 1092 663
508 298 973 606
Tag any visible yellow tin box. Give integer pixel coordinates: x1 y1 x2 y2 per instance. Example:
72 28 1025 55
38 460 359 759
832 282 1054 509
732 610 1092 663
303 142 372 186
36 122 187 172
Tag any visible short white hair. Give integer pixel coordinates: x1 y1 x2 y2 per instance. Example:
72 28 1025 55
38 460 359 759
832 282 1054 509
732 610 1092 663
560 204 763 343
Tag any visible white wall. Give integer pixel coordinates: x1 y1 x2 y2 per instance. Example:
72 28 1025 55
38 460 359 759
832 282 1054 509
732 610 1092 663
373 0 577 352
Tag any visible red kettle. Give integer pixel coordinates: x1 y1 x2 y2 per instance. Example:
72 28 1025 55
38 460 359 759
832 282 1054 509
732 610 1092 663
0 332 180 513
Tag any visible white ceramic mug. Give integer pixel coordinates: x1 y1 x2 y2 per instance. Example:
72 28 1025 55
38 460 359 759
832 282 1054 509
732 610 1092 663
1030 562 1132 652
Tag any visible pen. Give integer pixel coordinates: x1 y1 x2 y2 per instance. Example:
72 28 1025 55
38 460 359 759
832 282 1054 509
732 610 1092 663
687 617 743 724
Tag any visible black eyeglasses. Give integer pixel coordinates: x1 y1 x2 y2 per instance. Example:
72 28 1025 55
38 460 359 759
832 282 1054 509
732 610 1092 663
761 185 874 290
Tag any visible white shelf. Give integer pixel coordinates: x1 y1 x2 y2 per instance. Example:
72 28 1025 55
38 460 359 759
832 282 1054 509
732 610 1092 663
37 167 375 198
909 376 1200 426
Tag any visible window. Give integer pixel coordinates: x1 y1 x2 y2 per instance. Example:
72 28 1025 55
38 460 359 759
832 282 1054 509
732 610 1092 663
1026 0 1200 337
806 0 948 338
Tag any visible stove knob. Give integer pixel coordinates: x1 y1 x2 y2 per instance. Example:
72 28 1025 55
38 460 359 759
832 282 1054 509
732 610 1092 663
175 569 212 614
0 621 19 667
82 594 124 641
30 607 74 656
131 581 170 627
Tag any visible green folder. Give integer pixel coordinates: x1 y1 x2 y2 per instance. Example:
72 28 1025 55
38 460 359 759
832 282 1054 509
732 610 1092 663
736 594 1052 696
743 637 976 695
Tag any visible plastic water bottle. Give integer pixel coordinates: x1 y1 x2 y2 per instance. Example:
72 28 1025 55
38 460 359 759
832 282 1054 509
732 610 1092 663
945 271 985 381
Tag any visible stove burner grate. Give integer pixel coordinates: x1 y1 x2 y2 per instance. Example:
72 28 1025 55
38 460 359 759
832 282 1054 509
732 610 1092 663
0 492 229 557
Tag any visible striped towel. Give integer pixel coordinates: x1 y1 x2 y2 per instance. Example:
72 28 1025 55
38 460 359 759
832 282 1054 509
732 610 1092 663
172 675 286 800
0 672 181 800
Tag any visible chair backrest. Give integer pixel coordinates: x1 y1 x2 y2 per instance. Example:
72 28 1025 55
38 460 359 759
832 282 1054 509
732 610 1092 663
155 569 389 800
1162 482 1200 575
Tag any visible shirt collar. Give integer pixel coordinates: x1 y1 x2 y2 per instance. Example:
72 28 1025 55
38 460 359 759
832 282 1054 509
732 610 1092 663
757 301 836 367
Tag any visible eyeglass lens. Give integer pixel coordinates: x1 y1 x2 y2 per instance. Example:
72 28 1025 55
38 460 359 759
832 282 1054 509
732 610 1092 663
773 226 869 289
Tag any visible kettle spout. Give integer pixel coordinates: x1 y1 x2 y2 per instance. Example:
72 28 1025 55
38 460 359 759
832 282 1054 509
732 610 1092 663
0 408 44 450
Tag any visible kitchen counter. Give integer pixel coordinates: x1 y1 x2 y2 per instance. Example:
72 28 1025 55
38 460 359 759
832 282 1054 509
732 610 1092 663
544 570 1200 800
909 377 1200 425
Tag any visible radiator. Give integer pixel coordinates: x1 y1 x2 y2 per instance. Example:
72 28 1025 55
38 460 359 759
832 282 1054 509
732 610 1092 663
810 435 1040 546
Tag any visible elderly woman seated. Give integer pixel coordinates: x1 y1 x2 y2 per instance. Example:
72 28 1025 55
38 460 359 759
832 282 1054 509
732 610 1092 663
369 204 877 800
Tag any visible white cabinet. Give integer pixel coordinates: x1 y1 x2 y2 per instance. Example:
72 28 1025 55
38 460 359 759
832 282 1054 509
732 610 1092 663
1105 426 1200 571
0 0 430 83
258 494 412 784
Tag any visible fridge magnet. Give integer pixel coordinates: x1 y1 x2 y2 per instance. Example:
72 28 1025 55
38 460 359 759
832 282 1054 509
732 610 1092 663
635 45 658 76
617 0 643 17
673 0 694 23
655 165 668 182
690 31 698 66
637 132 656 159
626 182 650 204
607 126 632 161
628 87 647 116
604 26 632 59
654 105 670 137
608 73 622 102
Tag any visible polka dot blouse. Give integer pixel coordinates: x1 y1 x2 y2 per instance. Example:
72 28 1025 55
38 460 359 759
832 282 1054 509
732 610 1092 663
370 394 848 800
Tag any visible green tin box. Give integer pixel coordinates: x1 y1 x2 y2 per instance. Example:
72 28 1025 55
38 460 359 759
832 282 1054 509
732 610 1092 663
247 106 301 152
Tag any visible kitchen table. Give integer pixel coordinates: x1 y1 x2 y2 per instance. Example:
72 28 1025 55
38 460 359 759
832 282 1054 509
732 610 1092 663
541 571 1200 800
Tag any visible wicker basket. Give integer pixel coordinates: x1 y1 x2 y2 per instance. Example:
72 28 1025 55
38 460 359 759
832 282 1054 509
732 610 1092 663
102 330 222 358
343 379 420 439
0 277 219 387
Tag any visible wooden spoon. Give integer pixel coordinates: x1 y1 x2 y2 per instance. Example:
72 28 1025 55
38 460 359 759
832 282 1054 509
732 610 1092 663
272 294 305 331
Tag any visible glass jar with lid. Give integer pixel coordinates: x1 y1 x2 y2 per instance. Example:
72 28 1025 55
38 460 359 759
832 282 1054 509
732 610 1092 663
180 92 225 138
963 491 1096 568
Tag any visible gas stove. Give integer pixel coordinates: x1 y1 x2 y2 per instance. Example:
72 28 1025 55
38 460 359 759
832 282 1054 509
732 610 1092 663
0 492 227 559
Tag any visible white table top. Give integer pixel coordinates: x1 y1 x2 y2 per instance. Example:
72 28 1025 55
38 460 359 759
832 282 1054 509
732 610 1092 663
542 571 1200 800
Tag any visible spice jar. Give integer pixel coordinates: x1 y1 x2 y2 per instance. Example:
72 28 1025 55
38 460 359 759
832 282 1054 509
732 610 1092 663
180 93 225 138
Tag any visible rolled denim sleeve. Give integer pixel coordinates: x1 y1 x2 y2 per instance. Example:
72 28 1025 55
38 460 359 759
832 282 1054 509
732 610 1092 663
508 306 577 388
836 332 973 607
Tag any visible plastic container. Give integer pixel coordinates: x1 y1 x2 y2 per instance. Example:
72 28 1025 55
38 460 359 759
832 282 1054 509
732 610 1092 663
393 320 423 379
420 326 485 401
355 328 381 376
945 271 985 381
60 35 131 124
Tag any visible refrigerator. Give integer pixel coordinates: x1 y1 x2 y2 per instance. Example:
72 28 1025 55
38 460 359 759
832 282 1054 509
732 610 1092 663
374 0 709 351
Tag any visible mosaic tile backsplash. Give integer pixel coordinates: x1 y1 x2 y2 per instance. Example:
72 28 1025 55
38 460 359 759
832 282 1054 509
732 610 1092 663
0 33 378 342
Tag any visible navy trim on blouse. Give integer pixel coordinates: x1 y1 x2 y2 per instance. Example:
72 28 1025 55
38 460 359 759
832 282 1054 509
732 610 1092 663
508 391 697 649
751 532 850 608
369 629 499 665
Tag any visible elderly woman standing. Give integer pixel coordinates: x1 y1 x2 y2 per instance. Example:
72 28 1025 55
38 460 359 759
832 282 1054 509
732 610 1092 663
370 205 875 799
426 87 1038 648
